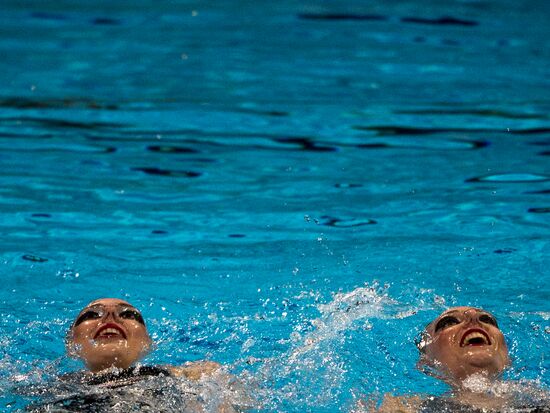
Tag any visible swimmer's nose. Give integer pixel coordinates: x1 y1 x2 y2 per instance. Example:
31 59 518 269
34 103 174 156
463 309 482 325
103 310 117 322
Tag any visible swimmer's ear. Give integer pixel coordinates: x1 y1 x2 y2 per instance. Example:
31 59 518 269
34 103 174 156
504 339 512 369
139 333 154 358
65 328 80 359
416 355 432 376
416 356 447 382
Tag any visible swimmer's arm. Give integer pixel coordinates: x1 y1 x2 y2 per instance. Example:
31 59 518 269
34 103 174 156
353 394 421 413
168 360 222 380
376 394 422 413
169 362 255 412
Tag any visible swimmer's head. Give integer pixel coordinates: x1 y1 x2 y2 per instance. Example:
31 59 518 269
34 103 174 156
417 306 510 385
66 298 152 372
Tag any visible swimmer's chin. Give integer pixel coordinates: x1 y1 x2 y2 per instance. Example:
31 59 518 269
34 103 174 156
85 356 132 372
463 349 505 371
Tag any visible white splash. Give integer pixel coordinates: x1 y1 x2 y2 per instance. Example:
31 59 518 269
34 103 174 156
246 283 414 410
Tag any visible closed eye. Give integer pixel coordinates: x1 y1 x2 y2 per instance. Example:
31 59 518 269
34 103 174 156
479 314 498 327
74 310 101 326
119 310 145 325
434 315 460 332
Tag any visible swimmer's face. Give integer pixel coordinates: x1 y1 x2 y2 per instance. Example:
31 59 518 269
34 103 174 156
68 298 151 372
421 307 509 384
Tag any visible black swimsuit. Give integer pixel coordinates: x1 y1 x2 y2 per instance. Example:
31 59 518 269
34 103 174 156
82 365 171 387
420 396 550 413
24 366 203 413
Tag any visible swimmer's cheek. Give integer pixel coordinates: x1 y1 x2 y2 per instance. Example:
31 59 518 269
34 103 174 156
169 361 222 380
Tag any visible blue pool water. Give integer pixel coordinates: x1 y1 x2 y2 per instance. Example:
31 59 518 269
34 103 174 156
0 0 549 411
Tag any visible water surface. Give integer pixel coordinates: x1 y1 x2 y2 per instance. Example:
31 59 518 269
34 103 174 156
0 0 548 411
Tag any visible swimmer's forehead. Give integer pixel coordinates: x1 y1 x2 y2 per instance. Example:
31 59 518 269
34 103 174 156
85 298 135 309
440 306 480 316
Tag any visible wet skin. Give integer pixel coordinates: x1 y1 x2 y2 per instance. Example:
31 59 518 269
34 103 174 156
68 298 152 372
422 306 510 384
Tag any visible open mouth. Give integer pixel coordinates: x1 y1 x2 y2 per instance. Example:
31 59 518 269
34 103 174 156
94 323 127 340
460 328 491 347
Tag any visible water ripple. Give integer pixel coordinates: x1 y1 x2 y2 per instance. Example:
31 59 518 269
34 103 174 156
466 173 550 183
401 16 478 26
131 167 202 178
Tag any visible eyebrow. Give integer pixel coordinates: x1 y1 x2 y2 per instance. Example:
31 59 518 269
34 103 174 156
82 303 138 311
430 310 462 329
437 310 460 318
437 308 494 320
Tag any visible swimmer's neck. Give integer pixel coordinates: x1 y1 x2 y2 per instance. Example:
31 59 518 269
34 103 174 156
450 377 510 410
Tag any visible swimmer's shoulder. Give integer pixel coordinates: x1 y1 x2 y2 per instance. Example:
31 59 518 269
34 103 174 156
60 365 172 387
420 395 550 413
58 362 222 385
419 396 481 413
352 393 423 413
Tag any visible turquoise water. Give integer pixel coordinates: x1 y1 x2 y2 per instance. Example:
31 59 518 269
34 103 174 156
0 0 549 411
